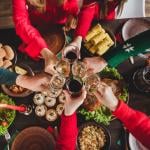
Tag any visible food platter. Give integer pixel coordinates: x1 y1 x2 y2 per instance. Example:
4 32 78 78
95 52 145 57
1 64 34 97
79 67 128 125
77 122 111 150
0 93 16 135
11 126 55 150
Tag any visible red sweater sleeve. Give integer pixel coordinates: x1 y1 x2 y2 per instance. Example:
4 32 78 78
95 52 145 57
113 101 150 149
75 4 96 38
56 113 78 150
12 0 48 59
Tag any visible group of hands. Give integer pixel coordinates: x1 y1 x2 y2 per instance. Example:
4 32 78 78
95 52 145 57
16 39 118 116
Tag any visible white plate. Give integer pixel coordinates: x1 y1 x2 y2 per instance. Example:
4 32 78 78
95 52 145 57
122 19 150 41
129 133 148 150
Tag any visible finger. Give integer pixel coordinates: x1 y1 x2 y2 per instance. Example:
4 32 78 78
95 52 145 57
93 91 103 102
63 90 71 101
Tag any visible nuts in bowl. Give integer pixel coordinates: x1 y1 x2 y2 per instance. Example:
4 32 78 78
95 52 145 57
77 122 111 150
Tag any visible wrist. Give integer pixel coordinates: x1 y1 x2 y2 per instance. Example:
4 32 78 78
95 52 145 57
41 48 55 60
110 98 119 111
16 75 29 87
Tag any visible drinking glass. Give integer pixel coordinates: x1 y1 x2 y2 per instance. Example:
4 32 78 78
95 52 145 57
63 45 80 63
72 60 87 79
66 78 83 97
133 66 150 93
54 59 70 77
85 74 100 94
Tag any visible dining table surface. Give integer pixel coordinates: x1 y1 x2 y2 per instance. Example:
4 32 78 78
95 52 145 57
0 18 150 150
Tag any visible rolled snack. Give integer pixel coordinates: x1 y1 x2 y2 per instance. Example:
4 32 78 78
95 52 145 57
58 92 66 103
84 42 92 50
89 45 97 54
91 32 107 45
0 47 6 59
33 93 45 105
3 45 14 60
96 43 109 55
45 97 56 107
91 24 102 32
0 59 3 67
2 60 12 68
46 109 57 122
85 31 98 42
35 105 47 117
105 33 114 47
56 104 64 116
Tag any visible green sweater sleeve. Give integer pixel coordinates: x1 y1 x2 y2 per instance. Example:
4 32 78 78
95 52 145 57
103 29 150 67
0 68 18 85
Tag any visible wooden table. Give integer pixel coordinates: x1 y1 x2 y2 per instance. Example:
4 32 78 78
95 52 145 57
0 19 150 150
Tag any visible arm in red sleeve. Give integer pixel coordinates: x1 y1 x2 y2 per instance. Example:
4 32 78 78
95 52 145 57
56 113 78 150
75 4 96 38
12 0 48 59
113 101 150 149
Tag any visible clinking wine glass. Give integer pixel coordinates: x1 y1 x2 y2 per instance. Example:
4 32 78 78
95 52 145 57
54 59 70 77
72 60 87 79
66 78 83 97
63 45 80 63
85 74 100 94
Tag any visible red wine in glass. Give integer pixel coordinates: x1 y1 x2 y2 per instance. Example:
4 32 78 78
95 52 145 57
66 79 83 97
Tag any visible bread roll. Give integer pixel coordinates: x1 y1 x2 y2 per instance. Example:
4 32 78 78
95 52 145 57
0 59 3 67
3 45 14 60
0 47 6 59
84 42 92 49
2 60 12 68
105 34 114 47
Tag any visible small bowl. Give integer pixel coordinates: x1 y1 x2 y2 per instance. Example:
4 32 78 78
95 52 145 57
1 64 34 97
81 27 116 58
77 122 111 150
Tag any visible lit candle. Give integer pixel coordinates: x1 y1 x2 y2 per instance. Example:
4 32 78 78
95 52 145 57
0 104 26 112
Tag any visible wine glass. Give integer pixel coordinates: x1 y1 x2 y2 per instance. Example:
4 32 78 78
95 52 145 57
72 60 87 79
84 74 100 94
50 74 66 89
66 78 83 97
63 45 80 63
54 59 70 77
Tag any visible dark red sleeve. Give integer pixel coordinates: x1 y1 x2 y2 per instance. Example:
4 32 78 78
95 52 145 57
12 0 48 59
56 113 78 150
113 101 150 149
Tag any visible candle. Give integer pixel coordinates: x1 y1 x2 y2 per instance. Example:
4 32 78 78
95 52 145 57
0 103 26 112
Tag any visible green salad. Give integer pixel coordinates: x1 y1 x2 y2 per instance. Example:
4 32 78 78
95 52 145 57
0 93 16 135
79 67 128 125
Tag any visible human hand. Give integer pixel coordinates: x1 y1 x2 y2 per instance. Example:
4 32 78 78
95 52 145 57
16 73 51 92
63 88 87 116
62 36 82 59
83 57 107 75
41 48 58 75
94 82 119 111
64 15 78 32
